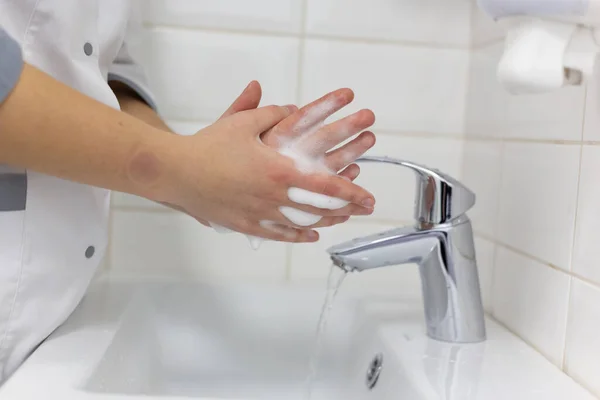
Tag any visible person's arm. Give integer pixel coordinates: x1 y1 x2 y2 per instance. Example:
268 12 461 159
0 63 375 244
0 62 179 201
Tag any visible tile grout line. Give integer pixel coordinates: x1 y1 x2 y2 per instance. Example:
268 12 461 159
464 135 597 145
143 22 472 50
486 313 566 369
467 1 477 50
561 85 588 371
459 0 474 183
491 310 600 398
487 139 506 318
474 233 600 291
470 37 505 51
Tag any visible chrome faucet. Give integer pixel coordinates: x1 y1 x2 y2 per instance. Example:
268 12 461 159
327 156 486 343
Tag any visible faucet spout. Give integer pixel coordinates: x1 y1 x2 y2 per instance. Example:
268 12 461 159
327 218 486 343
328 225 444 273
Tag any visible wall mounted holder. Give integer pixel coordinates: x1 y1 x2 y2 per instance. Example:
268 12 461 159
479 0 600 94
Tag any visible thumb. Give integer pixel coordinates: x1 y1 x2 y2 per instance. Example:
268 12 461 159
238 105 294 136
218 81 262 120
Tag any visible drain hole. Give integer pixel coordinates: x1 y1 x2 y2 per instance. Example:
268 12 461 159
365 353 383 390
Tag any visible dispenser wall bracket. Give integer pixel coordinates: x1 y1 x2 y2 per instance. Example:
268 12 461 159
478 0 600 94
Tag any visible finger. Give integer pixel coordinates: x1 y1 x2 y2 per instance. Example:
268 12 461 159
250 223 320 243
262 88 354 147
219 81 262 120
296 109 375 156
310 215 350 228
236 105 295 136
326 131 376 171
282 201 374 218
266 207 352 228
338 163 360 181
294 172 375 208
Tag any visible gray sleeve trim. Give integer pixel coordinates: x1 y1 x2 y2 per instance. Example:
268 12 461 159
108 72 158 112
0 28 24 104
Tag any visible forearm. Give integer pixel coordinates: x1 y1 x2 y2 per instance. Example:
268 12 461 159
109 81 174 133
0 64 180 201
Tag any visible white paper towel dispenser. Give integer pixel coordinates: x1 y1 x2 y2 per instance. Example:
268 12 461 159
478 0 600 94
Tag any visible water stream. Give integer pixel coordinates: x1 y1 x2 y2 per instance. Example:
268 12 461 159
304 264 347 399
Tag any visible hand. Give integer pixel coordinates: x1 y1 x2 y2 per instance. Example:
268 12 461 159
193 82 375 229
155 105 376 243
262 88 376 219
221 83 374 185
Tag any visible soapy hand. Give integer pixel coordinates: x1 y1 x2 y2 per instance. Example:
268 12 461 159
220 82 373 187
262 88 376 221
158 103 376 243
198 82 375 231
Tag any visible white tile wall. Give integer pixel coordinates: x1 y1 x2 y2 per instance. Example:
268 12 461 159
144 0 303 34
111 211 288 282
464 4 600 395
306 0 471 46
565 279 600 396
465 43 507 138
141 28 299 121
470 2 505 47
573 146 600 286
301 39 469 134
504 88 586 142
583 70 600 142
461 141 503 237
493 247 570 366
497 143 580 270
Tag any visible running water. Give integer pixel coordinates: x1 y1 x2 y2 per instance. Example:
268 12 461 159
304 264 347 400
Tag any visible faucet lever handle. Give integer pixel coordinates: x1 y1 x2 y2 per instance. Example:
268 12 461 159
357 156 476 225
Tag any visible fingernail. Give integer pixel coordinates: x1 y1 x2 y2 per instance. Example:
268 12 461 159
284 104 298 113
307 231 319 241
362 198 375 207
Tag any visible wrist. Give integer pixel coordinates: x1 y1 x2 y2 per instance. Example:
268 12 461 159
125 129 187 203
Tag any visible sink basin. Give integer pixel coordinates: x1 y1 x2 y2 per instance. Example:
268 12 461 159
0 280 594 400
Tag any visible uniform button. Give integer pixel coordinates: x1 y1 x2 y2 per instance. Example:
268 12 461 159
83 42 93 56
85 246 95 259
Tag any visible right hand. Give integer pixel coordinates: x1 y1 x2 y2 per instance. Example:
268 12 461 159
153 105 376 243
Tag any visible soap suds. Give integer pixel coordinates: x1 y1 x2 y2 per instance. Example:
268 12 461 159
278 207 323 227
247 235 264 250
287 187 349 210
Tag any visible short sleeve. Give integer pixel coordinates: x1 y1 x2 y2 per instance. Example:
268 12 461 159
0 27 24 104
107 3 157 112
108 42 158 112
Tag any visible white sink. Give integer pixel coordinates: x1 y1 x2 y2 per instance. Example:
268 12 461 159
0 280 594 400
